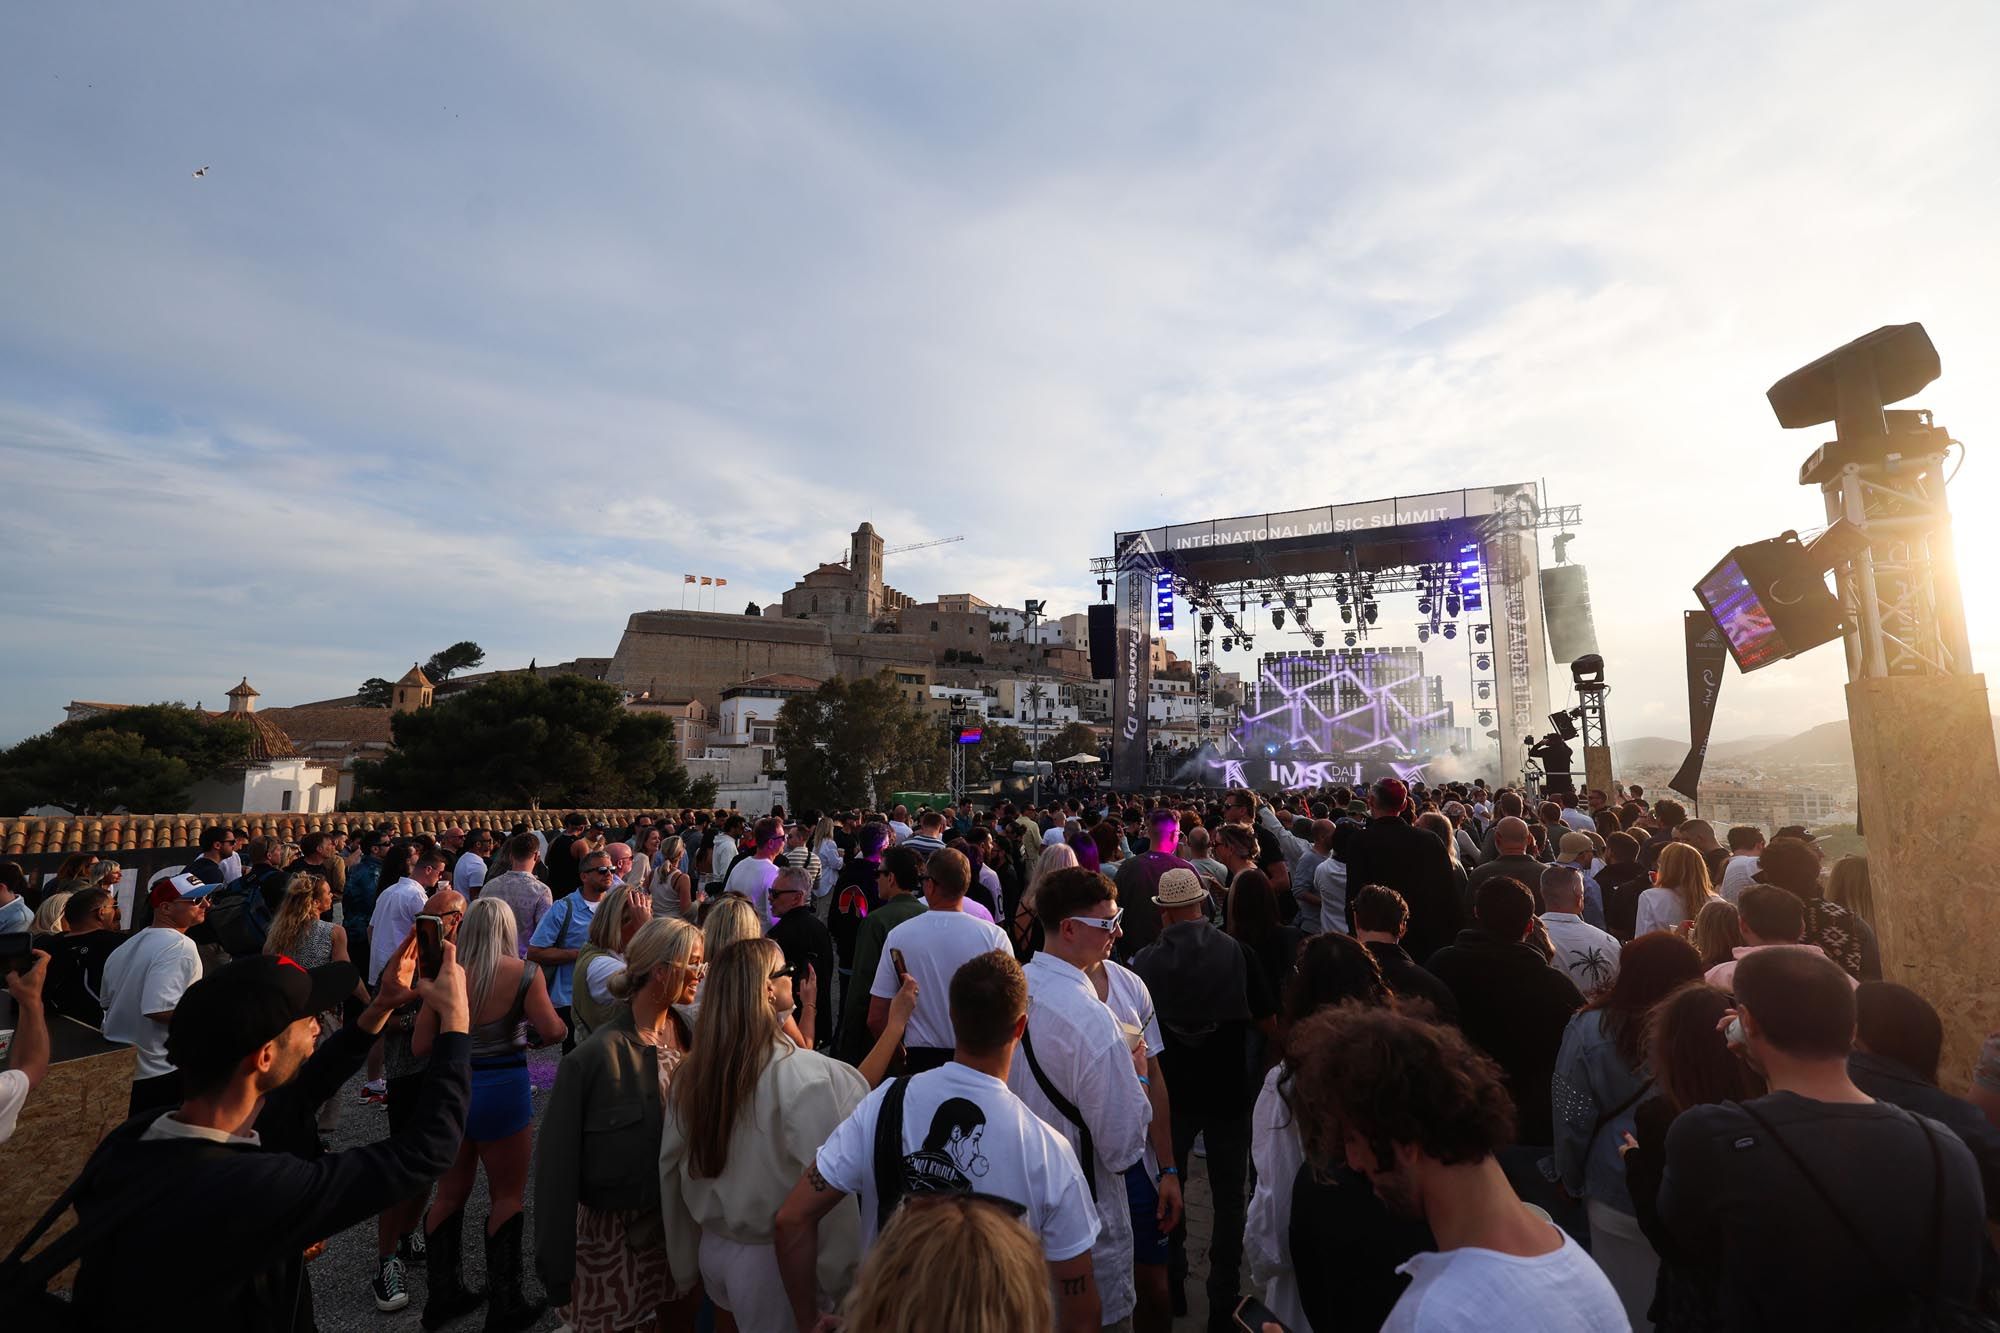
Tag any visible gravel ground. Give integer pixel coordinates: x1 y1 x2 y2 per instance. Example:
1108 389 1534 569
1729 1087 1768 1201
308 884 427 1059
307 1049 1233 1332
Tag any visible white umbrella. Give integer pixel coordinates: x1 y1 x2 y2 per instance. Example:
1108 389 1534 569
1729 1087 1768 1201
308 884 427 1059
1058 752 1102 764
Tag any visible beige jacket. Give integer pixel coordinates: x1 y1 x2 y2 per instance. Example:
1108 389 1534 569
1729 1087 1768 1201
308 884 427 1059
659 1036 868 1300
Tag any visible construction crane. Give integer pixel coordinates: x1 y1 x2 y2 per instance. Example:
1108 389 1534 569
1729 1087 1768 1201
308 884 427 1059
829 534 964 565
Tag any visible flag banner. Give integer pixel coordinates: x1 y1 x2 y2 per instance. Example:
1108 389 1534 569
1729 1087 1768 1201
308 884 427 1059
685 574 697 583
1669 610 1729 800
716 578 727 587
700 577 713 586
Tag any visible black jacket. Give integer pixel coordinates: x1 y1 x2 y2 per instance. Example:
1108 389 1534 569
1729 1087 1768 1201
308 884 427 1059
1361 939 1459 1022
1342 817 1462 964
770 905 837 1047
1466 854 1548 913
67 1032 470 1332
1849 1050 2000 1222
1424 928 1583 1144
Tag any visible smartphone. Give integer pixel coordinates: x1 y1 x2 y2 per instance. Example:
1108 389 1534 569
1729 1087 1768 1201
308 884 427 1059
0 932 33 977
414 914 444 980
1725 1015 1747 1047
1233 1294 1290 1332
891 948 908 983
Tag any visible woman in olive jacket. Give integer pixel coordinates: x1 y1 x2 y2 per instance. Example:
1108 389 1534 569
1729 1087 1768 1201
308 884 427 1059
535 917 703 1333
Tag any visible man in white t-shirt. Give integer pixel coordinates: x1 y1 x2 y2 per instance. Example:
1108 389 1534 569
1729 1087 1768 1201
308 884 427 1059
1010 865 1155 1329
367 850 447 986
1289 1005 1629 1333
1717 825 1765 903
100 871 215 1114
776 950 1103 1333
1538 865 1622 995
723 816 786 923
868 849 1011 1072
452 828 494 896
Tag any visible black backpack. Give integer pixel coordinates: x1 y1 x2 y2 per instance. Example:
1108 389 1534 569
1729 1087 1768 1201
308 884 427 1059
204 871 277 957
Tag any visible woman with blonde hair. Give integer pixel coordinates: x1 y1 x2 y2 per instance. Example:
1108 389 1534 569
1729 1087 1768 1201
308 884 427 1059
1013 841 1078 954
629 825 664 894
573 883 654 1043
1828 854 1875 924
1634 841 1715 937
538 916 705 1333
702 893 764 958
653 835 695 920
1691 898 1745 969
840 1197 1053 1333
31 891 72 935
811 815 843 900
264 872 370 1137
660 938 867 1330
415 895 566 1329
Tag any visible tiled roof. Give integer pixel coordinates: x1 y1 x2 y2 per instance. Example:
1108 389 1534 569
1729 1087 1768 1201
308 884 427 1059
396 663 433 688
238 713 299 763
727 673 825 694
258 706 396 746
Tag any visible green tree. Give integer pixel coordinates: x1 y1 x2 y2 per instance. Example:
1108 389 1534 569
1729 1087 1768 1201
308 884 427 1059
353 674 710 809
0 704 254 814
356 641 487 705
1039 721 1102 762
423 640 486 683
975 724 1032 781
774 673 948 811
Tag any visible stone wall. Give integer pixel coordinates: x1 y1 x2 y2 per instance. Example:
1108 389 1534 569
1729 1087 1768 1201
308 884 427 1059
607 609 835 712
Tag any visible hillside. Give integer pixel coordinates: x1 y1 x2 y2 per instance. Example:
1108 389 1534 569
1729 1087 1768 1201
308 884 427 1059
1619 716 2000 773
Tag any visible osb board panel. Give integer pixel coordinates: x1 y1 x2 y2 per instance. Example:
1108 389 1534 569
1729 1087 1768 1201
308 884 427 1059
0 1045 136 1289
1846 673 2000 1094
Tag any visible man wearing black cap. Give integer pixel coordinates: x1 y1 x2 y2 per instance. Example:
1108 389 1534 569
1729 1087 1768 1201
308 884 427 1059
40 942 473 1331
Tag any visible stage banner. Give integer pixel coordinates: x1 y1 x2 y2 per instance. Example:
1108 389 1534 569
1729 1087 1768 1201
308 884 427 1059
1111 531 1160 789
1669 610 1728 800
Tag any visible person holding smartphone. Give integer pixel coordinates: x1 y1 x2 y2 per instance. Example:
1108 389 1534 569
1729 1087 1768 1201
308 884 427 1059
0 948 50 1146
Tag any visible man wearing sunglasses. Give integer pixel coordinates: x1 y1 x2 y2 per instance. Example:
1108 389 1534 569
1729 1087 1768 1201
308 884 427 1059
1009 866 1155 1331
527 852 612 1053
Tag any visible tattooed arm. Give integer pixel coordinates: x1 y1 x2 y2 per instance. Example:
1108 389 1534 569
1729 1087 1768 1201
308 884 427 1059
1051 1251 1101 1333
775 1160 848 1333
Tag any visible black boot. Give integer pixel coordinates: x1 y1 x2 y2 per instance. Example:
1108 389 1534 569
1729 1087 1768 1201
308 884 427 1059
482 1212 544 1333
421 1209 485 1330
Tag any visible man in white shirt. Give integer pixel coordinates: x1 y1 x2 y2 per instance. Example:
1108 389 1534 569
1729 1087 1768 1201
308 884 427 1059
1289 1005 1630 1332
451 829 494 896
1539 865 1622 994
0 949 50 1144
100 871 215 1114
1557 792 1596 833
368 850 447 986
776 950 1104 1333
1010 865 1154 1330
887 804 914 842
1717 825 1765 903
723 816 787 923
868 849 1011 1072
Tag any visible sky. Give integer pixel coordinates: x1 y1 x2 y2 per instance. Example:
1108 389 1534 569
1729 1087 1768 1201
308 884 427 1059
4 1 1999 751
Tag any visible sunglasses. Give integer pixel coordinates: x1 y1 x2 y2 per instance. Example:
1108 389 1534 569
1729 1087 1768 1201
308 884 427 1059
769 962 804 983
1065 909 1124 933
584 865 615 875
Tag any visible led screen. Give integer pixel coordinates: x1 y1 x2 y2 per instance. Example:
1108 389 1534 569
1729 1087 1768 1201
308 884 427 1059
1697 558 1788 672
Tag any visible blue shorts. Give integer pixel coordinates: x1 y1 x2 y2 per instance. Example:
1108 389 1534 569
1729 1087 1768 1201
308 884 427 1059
1125 1163 1169 1265
466 1058 532 1142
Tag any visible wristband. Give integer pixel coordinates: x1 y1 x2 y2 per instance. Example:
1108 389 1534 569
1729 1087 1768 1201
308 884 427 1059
1136 1074 1150 1087
1157 1166 1179 1180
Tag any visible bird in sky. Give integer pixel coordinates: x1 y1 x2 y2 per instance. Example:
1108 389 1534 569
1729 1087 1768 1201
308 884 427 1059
192 166 208 178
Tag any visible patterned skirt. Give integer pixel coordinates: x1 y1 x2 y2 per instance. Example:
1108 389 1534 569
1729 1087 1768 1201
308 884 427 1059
564 1203 672 1333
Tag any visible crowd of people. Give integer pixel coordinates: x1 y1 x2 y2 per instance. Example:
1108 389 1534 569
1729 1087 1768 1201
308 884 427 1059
2 779 1998 1333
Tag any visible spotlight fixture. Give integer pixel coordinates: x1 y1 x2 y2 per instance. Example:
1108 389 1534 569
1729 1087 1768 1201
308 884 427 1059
1417 625 1431 643
1343 632 1357 647
1364 603 1378 625
1445 594 1460 617
1340 605 1353 624
1221 638 1233 652
1477 709 1493 727
1475 653 1491 671
1271 608 1285 631
1476 681 1492 700
1472 625 1488 645
1417 597 1432 615
1442 623 1457 640
1200 614 1215 635
1335 587 1349 605
1260 592 1272 606
1282 590 1296 608
1310 632 1325 648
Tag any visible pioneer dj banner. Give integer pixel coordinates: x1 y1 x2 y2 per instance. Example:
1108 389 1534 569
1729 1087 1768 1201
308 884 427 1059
1669 611 1729 800
1110 532 1160 790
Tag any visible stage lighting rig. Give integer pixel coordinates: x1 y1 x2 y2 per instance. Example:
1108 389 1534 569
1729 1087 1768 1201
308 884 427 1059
1443 623 1457 639
1472 625 1488 645
1200 613 1215 635
1417 624 1431 643
1343 631 1357 647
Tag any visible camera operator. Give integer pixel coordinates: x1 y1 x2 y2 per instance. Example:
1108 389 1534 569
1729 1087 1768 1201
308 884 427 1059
1527 731 1575 797
14 938 473 1331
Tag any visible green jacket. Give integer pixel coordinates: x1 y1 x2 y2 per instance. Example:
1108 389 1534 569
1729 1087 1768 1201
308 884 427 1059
533 1004 691 1295
834 894 926 1064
